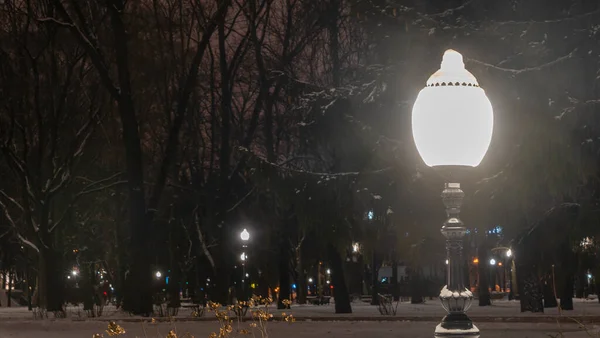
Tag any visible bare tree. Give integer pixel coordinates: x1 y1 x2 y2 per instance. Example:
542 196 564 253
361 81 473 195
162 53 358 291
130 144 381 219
0 0 109 311
43 0 231 314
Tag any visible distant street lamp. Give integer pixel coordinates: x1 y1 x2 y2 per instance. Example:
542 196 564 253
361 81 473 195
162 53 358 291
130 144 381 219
238 228 253 300
240 228 250 242
489 259 496 266
412 49 494 336
239 229 251 300
155 271 162 279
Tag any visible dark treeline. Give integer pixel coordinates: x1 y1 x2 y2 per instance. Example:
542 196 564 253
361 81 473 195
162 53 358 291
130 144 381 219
0 0 599 316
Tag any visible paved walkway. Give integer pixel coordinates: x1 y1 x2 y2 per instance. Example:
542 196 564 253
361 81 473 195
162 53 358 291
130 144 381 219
0 321 598 338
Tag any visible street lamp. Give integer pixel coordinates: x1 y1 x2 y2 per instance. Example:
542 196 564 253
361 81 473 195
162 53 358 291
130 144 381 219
240 228 250 242
155 271 162 279
412 49 494 336
240 229 251 301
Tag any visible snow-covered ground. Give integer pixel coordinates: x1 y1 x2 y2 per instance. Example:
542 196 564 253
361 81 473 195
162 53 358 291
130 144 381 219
0 321 598 338
0 298 599 321
0 300 599 337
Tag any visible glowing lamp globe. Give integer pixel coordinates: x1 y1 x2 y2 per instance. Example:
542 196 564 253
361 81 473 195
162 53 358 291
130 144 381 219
240 228 250 241
412 50 493 167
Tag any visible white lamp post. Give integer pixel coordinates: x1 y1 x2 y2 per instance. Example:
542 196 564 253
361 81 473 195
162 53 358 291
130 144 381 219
239 229 251 301
412 49 493 336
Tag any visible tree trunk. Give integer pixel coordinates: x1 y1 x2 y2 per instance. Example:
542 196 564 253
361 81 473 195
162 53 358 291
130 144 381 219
257 272 269 299
558 244 575 310
83 265 95 312
371 253 379 305
392 258 399 301
296 254 307 304
277 238 291 309
519 266 543 313
329 244 352 313
576 254 585 298
543 274 557 308
410 271 424 304
39 247 64 312
213 246 232 305
7 270 12 307
560 273 574 310
596 278 600 304
1 262 5 290
26 267 32 310
464 258 471 291
168 238 181 309
478 249 491 306
510 259 518 299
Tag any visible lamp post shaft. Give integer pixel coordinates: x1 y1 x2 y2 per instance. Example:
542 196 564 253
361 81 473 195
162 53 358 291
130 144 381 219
436 182 478 336
441 183 466 292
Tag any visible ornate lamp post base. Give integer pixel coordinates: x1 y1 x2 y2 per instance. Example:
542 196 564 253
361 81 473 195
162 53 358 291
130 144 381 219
435 312 479 336
435 322 479 337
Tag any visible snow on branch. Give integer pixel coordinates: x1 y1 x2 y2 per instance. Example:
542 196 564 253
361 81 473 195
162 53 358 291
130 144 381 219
491 9 600 27
194 210 216 272
394 0 474 19
40 5 121 100
392 1 477 30
295 65 391 115
555 97 600 120
0 190 24 211
467 48 578 75
37 17 75 27
522 202 582 239
240 147 392 178
17 233 39 253
0 199 18 229
427 0 475 18
476 170 505 185
50 173 126 232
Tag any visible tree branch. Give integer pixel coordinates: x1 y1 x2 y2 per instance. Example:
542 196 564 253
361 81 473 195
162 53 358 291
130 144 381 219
194 209 216 272
225 187 255 213
146 0 232 217
467 48 578 75
50 0 120 100
0 190 24 211
243 147 393 177
17 233 39 253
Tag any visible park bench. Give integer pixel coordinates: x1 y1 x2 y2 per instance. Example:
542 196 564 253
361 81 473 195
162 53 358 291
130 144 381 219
307 296 331 305
182 303 205 317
